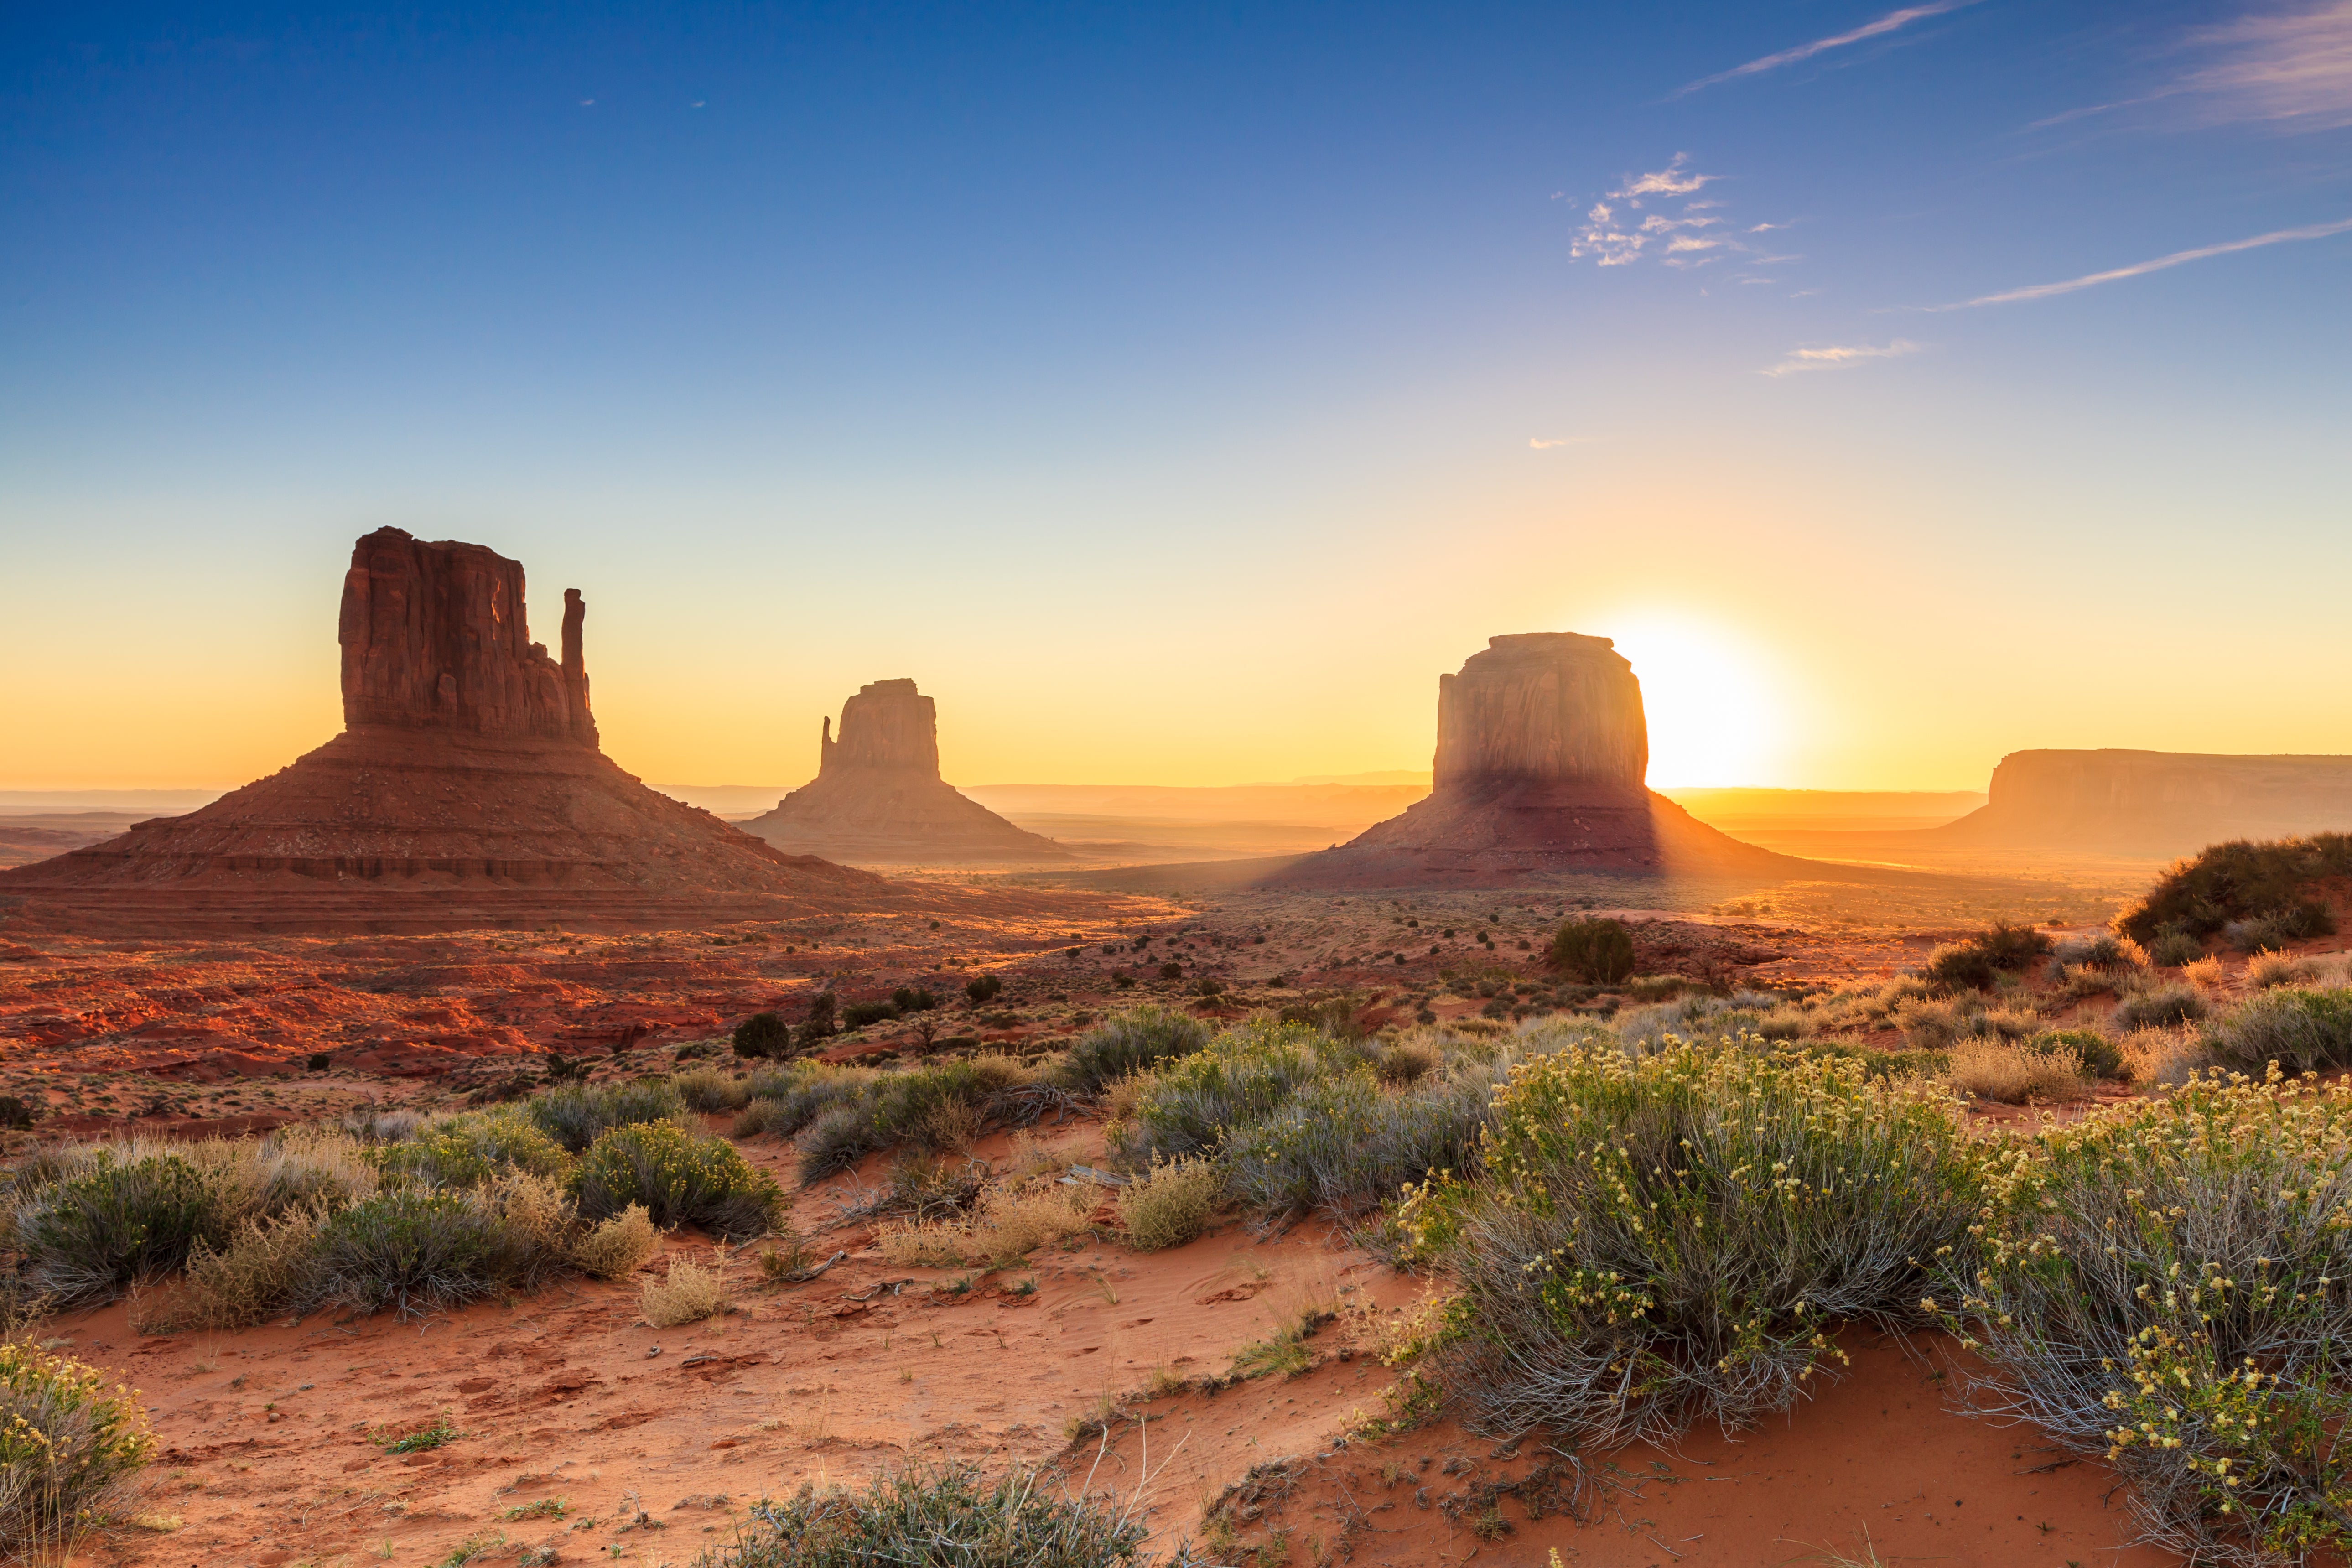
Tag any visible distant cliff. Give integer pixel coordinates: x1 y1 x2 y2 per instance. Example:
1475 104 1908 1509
1938 749 2352 854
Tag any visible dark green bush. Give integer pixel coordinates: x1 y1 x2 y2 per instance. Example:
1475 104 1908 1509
0 1097 34 1131
526 1078 689 1153
1057 1006 1211 1094
571 1122 782 1240
307 1190 541 1318
841 1001 901 1029
2146 928 2204 967
732 1012 790 1060
21 1154 221 1304
2116 834 2352 944
1925 920 2053 989
1548 918 1636 984
965 975 1004 1005
797 991 839 1050
2026 1027 2124 1080
891 986 940 1013
711 1464 1150 1568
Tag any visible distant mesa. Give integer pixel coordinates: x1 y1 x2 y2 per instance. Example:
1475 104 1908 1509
1935 749 2352 857
1263 632 1781 888
0 527 887 933
739 680 1073 866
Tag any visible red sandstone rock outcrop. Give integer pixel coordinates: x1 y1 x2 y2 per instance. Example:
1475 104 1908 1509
0 530 890 933
1936 749 2352 855
1265 633 1781 888
740 680 1072 866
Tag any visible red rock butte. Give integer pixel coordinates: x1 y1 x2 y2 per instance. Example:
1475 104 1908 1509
0 528 890 934
740 680 1072 866
1264 632 1782 888
1933 748 2352 857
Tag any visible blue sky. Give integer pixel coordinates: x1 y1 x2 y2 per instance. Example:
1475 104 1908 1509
5 2 2348 789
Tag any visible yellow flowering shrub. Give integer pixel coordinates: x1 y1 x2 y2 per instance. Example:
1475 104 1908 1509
0 1341 155 1553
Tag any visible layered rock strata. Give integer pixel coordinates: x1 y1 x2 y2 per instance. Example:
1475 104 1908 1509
740 680 1072 866
0 529 888 933
1265 633 1781 888
1936 749 2352 856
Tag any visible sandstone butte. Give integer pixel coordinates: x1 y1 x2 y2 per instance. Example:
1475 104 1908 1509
1932 748 2352 857
0 527 891 934
1265 631 1785 888
739 679 1073 866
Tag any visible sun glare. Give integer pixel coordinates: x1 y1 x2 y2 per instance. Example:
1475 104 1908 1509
1595 615 1784 788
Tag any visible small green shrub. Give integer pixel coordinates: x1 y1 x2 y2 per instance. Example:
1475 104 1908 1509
2113 984 2209 1032
673 1067 753 1112
965 975 1004 1005
1923 920 2052 990
2201 986 2352 1075
571 1122 782 1241
18 1153 221 1305
2147 928 2204 967
2026 1027 2125 1079
1058 1006 1211 1094
0 1340 156 1556
892 986 940 1013
841 1000 901 1029
710 1464 1150 1568
369 1109 573 1189
526 1078 690 1153
309 1189 547 1318
1114 1157 1223 1251
1548 918 1635 984
373 1411 462 1454
732 1012 789 1060
1112 1021 1339 1166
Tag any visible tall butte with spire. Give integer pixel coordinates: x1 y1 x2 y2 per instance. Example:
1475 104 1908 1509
1 527 887 933
740 680 1071 865
1265 632 1780 888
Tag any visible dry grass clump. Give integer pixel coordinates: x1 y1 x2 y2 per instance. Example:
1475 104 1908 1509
159 1201 332 1330
1113 1156 1223 1251
673 1067 754 1112
2117 1027 2208 1087
1939 1069 2352 1563
2200 986 2352 1076
571 1203 660 1279
878 1185 1091 1269
2247 948 2319 990
708 1464 1149 1568
2113 983 2210 1032
640 1254 729 1326
2181 955 2228 992
1943 1038 2092 1104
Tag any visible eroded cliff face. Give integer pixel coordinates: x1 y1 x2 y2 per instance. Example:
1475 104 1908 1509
338 527 596 745
1433 633 1647 793
1941 749 2352 852
820 679 940 777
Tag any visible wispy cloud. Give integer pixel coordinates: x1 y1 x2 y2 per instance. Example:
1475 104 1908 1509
1677 0 1982 96
1529 435 1607 450
1764 339 1921 376
1571 155 1778 269
2031 2 2352 133
1931 216 2352 308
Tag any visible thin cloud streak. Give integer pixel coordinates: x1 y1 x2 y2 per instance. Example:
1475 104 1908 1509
1677 0 1981 96
1765 340 1921 376
1933 217 2352 308
2182 0 2352 129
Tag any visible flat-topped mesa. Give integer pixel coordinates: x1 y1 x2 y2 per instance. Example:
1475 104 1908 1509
1262 630 1778 888
338 526 597 745
820 679 940 776
1434 633 1647 794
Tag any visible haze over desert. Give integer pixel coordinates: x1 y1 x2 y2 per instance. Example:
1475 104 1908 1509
4 5 2352 1567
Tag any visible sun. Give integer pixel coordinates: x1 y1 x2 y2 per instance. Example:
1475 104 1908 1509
1594 614 1786 788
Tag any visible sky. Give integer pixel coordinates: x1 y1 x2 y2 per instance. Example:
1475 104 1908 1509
4 1 2348 792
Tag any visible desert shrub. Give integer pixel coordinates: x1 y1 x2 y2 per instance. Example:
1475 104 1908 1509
1924 920 2053 990
306 1186 550 1318
0 1098 36 1132
369 1109 573 1189
2201 987 2352 1075
1111 1021 1342 1166
2183 954 2229 991
640 1255 728 1326
892 986 940 1013
1939 1070 2352 1563
344 1106 427 1142
1222 1069 1497 1218
841 1000 900 1030
527 1078 690 1153
733 1063 873 1142
797 990 839 1049
2027 1026 2125 1080
571 1203 660 1279
710 1464 1150 1568
792 1057 1036 1184
1548 917 1635 985
674 1067 753 1113
16 1153 222 1305
1057 1006 1211 1094
1752 1004 1809 1042
2149 929 2206 968
1893 996 1970 1050
2117 835 2352 945
1372 1034 1445 1085
2118 1027 2209 1087
2051 931 2147 973
163 1201 332 1329
732 1012 789 1060
2248 948 2320 990
965 974 1004 1005
1789 1038 1950 1081
1944 1038 2092 1104
0 1341 156 1557
2114 984 2210 1032
1405 1038 1981 1447
1114 1156 1223 1251
571 1122 782 1241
